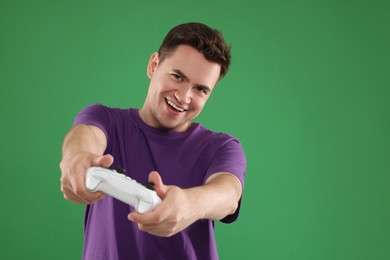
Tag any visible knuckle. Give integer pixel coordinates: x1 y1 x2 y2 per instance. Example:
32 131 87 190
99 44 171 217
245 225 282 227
74 186 86 196
60 175 68 186
154 215 164 223
63 193 71 201
60 184 65 193
162 228 176 238
59 161 65 170
138 224 145 231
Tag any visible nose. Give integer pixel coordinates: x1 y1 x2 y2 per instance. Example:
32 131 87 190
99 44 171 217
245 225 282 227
174 87 192 105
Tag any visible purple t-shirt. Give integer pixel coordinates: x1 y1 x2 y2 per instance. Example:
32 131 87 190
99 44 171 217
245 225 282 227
74 104 246 260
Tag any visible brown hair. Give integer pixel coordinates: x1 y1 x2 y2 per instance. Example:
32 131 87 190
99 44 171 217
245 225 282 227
158 22 231 79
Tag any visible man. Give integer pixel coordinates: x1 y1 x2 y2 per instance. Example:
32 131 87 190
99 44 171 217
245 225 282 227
60 22 246 259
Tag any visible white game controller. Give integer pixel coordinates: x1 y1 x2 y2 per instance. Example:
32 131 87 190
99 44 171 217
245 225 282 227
86 167 162 213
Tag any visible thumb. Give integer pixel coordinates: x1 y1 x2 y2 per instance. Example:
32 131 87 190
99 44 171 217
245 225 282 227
148 171 168 198
94 154 114 168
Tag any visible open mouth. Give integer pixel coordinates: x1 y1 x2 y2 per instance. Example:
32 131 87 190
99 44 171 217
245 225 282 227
165 98 186 113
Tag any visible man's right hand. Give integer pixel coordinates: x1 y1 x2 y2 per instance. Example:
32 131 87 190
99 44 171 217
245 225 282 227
60 152 114 205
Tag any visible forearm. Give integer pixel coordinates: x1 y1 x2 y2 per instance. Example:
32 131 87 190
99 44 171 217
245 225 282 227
188 173 242 221
61 124 106 161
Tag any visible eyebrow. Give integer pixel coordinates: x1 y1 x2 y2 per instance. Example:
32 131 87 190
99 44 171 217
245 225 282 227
171 69 212 93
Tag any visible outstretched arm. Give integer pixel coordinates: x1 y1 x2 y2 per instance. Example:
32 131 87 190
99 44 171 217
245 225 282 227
128 171 242 237
60 124 113 204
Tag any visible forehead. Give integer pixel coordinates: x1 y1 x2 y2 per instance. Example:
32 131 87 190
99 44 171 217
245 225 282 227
160 45 221 86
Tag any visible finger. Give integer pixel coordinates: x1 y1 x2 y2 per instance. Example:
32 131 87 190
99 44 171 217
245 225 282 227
148 171 168 198
61 181 87 204
60 173 84 203
94 154 114 168
135 221 176 237
68 167 105 203
65 193 103 205
128 204 169 225
137 223 169 237
63 191 85 204
63 183 105 204
128 211 157 224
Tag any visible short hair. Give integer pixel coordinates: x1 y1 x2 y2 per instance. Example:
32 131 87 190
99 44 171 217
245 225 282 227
158 22 231 79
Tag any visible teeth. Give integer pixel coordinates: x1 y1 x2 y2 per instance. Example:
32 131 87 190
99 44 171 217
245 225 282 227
166 99 184 112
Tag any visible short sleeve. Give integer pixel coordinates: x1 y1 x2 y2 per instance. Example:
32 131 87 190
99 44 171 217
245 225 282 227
73 103 111 139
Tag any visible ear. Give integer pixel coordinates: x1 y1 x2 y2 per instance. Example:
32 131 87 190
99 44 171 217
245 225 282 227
147 52 159 79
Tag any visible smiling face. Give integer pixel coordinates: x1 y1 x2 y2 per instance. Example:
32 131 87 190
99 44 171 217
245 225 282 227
139 45 221 132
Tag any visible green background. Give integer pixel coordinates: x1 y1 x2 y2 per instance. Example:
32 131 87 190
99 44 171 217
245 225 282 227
1 0 389 259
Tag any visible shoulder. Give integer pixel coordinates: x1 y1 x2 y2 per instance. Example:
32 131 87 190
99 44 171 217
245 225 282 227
76 103 132 121
84 103 130 114
192 124 242 147
187 124 245 163
74 104 135 135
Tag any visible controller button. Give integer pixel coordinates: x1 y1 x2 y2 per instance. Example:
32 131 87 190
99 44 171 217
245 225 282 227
116 167 126 174
145 183 155 190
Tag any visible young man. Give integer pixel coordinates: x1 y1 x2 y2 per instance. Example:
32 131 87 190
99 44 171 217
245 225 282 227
60 22 246 260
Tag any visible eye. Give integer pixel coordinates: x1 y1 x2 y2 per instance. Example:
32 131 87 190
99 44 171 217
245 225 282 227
196 86 208 95
171 73 183 82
